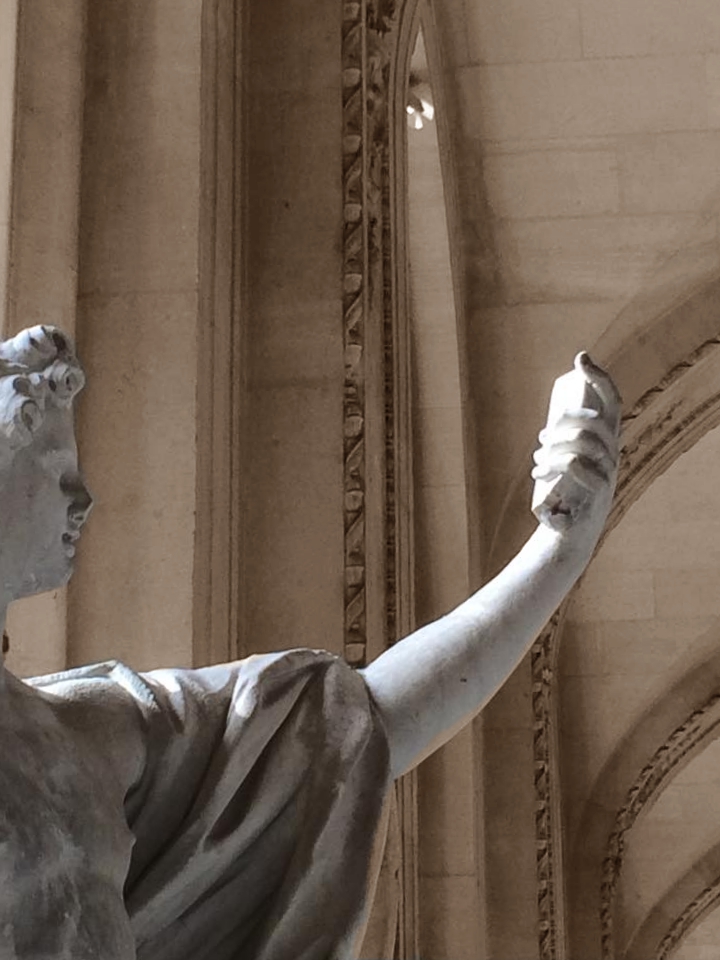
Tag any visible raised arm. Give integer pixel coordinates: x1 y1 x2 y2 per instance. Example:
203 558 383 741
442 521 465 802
360 353 621 778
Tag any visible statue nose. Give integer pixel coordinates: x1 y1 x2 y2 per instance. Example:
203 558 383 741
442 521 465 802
61 474 94 526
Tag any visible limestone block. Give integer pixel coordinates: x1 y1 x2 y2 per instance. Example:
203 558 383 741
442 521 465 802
247 0 340 95
484 149 620 219
484 827 539 957
482 654 534 732
460 57 707 142
5 590 67 678
562 618 713 678
70 292 198 670
415 483 470 620
434 0 471 66
655 568 720 619
243 381 344 657
246 87 343 307
465 0 582 64
79 0 202 297
568 567 655 622
78 131 201 297
412 321 464 409
678 909 720 960
246 302 341 388
561 674 659 781
483 727 534 824
494 213 716 303
0 0 18 324
620 132 720 214
8 0 85 332
596 518 720 572
707 54 720 128
560 621 606 678
419 875 483 960
418 728 477 877
414 406 466 488
581 0 720 58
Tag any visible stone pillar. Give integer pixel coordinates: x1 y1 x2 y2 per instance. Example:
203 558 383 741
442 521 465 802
0 0 19 325
4 0 86 677
69 0 203 671
240 0 345 658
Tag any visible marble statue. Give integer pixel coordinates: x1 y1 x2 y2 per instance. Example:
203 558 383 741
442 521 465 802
0 326 621 960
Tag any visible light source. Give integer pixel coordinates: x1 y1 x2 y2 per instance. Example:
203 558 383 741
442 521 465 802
406 73 435 130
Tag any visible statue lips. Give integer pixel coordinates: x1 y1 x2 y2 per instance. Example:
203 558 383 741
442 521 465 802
62 530 80 558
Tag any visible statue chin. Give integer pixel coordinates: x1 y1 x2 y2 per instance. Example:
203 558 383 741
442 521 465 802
16 555 75 600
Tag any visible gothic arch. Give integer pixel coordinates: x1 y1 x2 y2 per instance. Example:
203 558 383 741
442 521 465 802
495 270 720 960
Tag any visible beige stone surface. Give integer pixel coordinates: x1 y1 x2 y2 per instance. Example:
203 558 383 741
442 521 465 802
5 590 67 678
6 0 86 332
619 133 720 215
618 739 720 949
414 406 466 488
494 213 716 303
484 793 540 957
460 56 708 143
484 148 620 220
79 1 202 297
4 0 89 676
465 0 582 64
708 55 720 127
419 875 483 960
242 384 343 656
569 567 656 622
412 324 465 409
0 0 18 324
559 420 720 951
672 905 720 959
580 0 720 59
70 291 198 669
415 484 471 620
419 727 478 878
655 568 720 620
240 0 345 664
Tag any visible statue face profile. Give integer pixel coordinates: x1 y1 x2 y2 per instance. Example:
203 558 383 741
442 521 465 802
0 326 92 601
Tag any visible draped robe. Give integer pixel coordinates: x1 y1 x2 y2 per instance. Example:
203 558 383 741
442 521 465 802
7 649 391 960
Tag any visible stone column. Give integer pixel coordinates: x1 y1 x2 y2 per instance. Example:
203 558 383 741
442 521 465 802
240 0 345 658
4 0 86 677
69 0 203 671
0 0 19 324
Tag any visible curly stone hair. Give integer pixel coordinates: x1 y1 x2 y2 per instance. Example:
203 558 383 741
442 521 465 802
0 325 85 452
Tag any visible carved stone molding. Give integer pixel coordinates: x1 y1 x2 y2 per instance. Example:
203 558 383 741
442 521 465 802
341 0 399 667
531 610 566 960
600 692 720 959
621 335 720 425
656 877 720 960
342 3 420 957
532 333 720 960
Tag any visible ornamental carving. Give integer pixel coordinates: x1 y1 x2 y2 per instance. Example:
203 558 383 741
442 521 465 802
600 692 720 959
656 877 720 960
341 0 399 666
532 334 720 960
531 612 565 960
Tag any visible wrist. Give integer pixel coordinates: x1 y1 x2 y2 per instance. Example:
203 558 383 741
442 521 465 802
526 520 596 579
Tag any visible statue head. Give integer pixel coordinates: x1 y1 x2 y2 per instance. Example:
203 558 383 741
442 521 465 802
0 325 92 601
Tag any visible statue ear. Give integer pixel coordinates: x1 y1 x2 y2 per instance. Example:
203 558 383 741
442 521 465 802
0 376 45 449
